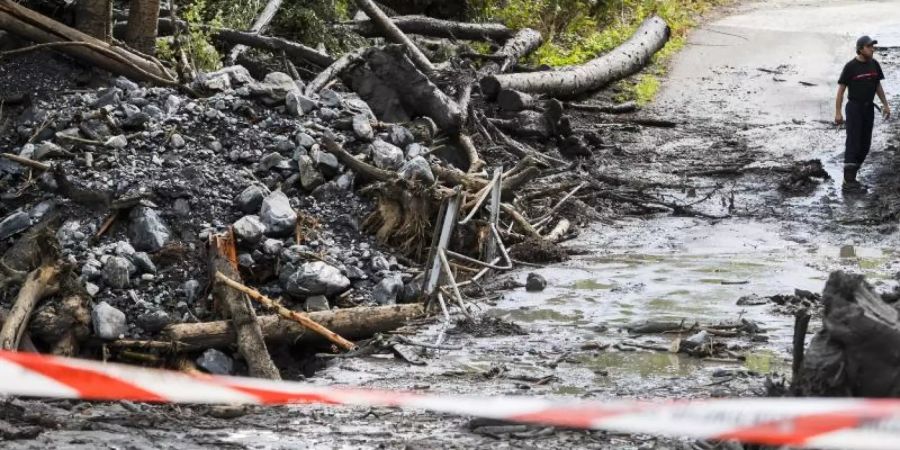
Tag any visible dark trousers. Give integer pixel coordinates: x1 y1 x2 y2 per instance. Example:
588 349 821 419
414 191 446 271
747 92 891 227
844 100 875 168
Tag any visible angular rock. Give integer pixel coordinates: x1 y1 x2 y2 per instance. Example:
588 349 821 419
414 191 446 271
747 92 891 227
94 88 121 107
92 301 127 339
262 238 284 255
128 207 171 252
251 72 299 100
398 156 435 183
296 132 316 149
304 295 330 312
114 241 135 256
131 252 157 274
311 148 340 178
235 185 266 213
233 215 266 244
113 76 139 91
33 142 65 160
170 133 186 148
259 190 297 236
183 279 201 303
526 273 547 292
372 274 403 305
105 135 128 149
297 155 325 191
196 349 234 375
136 310 171 333
388 125 415 148
285 261 351 296
352 114 374 141
103 256 134 289
0 211 31 240
206 65 254 87
371 139 404 170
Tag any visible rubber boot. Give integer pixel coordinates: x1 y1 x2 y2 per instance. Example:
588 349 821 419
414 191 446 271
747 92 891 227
842 165 866 192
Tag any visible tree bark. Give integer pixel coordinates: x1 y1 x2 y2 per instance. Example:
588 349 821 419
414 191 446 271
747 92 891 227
0 0 177 84
209 231 281 380
124 0 160 55
134 18 335 67
75 0 112 41
162 304 423 349
477 28 542 77
353 0 434 73
347 15 514 42
0 264 61 351
225 0 283 65
480 16 669 98
794 271 900 397
359 45 460 133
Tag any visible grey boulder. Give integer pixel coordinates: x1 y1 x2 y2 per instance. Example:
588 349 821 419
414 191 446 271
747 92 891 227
371 139 404 170
196 349 234 375
372 274 403 305
259 190 297 236
285 261 350 296
128 207 171 252
233 215 267 244
92 302 127 340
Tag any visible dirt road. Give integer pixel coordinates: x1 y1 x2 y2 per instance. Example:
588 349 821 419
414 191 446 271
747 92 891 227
4 1 900 449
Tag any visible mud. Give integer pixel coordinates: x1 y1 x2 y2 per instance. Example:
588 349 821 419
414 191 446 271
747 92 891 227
3 1 900 449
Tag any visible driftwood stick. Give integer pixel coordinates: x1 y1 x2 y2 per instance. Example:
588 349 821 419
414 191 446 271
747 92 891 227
501 203 541 239
322 134 396 182
305 48 365 95
457 134 485 174
164 304 423 348
0 264 60 350
353 0 434 73
545 218 571 243
346 15 514 41
791 308 811 390
210 230 281 379
1 152 51 171
214 271 357 351
225 0 283 65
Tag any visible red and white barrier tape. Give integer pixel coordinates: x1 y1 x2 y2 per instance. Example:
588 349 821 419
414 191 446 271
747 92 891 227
1 350 899 449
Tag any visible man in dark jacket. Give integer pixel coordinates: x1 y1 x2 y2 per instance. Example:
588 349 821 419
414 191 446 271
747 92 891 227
834 35 891 192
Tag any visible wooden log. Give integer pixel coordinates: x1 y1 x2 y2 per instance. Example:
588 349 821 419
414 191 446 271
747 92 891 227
76 0 112 41
123 0 160 54
362 45 460 134
480 16 669 98
209 231 281 379
215 271 357 351
0 264 61 350
162 304 424 349
353 0 434 73
545 218 570 243
119 18 335 67
305 48 365 95
497 89 535 111
0 0 177 84
477 28 542 78
346 15 514 41
225 0 283 65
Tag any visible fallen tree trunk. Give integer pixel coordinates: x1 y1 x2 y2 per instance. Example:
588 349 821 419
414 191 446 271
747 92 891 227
132 18 335 68
225 0 283 65
0 0 177 84
794 271 900 397
480 16 669 98
209 231 281 379
477 27 542 77
162 304 423 349
353 0 434 73
0 264 61 350
351 45 460 134
346 15 514 42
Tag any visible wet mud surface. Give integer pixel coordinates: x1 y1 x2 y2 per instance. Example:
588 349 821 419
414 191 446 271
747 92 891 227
4 0 900 448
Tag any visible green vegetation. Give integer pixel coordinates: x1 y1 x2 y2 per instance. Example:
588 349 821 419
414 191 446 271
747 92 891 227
270 0 364 55
472 0 728 102
156 0 223 71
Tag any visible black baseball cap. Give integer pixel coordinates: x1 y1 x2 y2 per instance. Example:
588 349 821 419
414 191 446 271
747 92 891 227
857 35 878 49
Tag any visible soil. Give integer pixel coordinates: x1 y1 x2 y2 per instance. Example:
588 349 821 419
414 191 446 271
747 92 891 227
2 0 900 449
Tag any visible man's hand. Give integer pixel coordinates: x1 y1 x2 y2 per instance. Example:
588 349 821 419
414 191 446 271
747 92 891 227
835 112 844 125
883 104 892 120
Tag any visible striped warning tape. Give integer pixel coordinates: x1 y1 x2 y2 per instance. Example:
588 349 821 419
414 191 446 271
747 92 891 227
1 349 898 449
